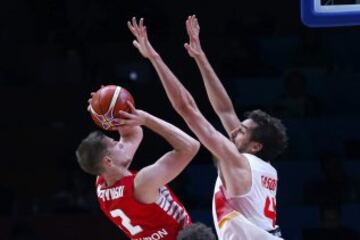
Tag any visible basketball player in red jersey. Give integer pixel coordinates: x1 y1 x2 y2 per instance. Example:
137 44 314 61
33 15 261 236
128 16 288 240
76 100 200 240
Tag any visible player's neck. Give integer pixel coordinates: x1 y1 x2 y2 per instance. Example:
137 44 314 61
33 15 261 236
102 168 132 187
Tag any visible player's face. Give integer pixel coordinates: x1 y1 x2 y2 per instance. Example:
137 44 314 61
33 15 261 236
230 119 258 153
102 136 132 169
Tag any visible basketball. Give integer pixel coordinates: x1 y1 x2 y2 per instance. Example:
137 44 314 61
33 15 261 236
89 85 135 131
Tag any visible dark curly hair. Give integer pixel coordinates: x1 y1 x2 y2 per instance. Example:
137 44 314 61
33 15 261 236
177 222 216 240
245 109 288 161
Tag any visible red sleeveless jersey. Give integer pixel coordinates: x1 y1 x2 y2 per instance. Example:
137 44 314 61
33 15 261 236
96 174 191 240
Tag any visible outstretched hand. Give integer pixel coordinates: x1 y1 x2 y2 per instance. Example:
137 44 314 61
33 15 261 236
184 15 203 58
127 17 159 59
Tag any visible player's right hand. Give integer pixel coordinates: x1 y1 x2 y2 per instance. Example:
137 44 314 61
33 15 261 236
117 101 147 127
184 15 203 58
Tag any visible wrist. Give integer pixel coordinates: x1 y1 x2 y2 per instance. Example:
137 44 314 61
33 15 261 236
139 110 149 126
148 53 161 62
194 51 206 60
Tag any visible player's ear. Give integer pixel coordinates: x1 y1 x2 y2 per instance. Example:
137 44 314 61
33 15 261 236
251 142 263 154
102 156 112 168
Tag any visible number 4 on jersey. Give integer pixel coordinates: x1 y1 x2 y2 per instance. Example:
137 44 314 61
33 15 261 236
264 196 276 227
110 209 143 235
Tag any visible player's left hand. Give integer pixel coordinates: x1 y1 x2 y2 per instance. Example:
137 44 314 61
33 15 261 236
184 15 203 58
87 85 104 112
128 17 159 59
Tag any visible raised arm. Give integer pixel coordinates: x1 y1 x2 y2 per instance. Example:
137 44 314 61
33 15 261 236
184 15 241 136
128 18 252 196
118 101 200 204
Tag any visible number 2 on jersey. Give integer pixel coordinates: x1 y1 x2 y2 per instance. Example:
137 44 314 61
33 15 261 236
263 196 276 227
110 209 143 235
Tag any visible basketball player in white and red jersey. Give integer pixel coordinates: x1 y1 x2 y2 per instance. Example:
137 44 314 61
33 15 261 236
128 16 288 240
76 100 200 240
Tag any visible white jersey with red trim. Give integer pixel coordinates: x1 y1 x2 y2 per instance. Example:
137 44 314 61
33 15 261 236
212 153 281 239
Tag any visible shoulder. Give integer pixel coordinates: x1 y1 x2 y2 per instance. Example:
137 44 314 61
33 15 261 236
242 153 261 162
242 154 277 180
243 154 274 168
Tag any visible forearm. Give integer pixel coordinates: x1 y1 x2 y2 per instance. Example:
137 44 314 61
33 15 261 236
194 53 235 114
132 110 200 203
142 111 196 151
149 55 197 114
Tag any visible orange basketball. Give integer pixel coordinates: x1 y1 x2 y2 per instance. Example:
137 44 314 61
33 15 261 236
89 85 135 131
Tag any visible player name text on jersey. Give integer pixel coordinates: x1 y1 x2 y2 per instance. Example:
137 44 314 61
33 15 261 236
97 185 125 201
261 175 277 192
133 228 168 240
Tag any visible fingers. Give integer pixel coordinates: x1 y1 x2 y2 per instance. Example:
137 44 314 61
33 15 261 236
87 99 92 112
128 17 140 35
110 117 127 127
87 84 102 109
114 113 137 127
114 119 136 127
186 16 196 41
118 110 133 119
143 26 150 43
132 17 139 30
186 15 199 36
189 15 194 32
126 100 136 113
194 16 200 29
132 17 145 33
139 18 144 31
186 16 192 36
110 118 122 126
142 26 147 39
128 17 147 40
190 14 197 27
87 91 96 112
113 119 129 127
133 40 140 50
127 21 137 36
138 18 146 37
184 43 190 51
